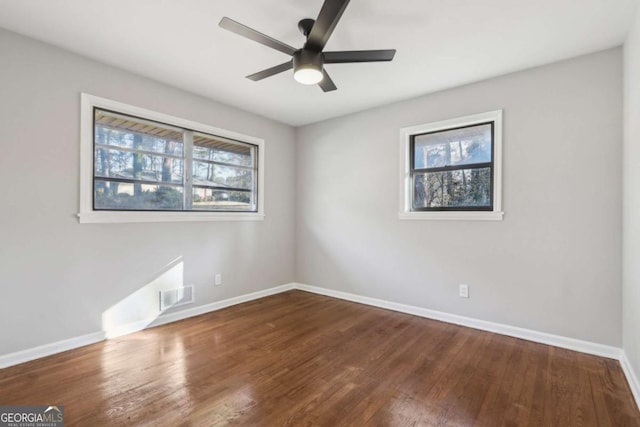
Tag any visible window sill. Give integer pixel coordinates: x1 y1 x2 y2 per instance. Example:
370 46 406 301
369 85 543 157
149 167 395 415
78 211 265 224
398 211 504 221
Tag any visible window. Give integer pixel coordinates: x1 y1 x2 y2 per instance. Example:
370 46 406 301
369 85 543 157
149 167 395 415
79 94 264 223
399 110 503 220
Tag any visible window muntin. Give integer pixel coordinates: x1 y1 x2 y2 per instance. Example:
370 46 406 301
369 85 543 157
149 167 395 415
410 122 494 211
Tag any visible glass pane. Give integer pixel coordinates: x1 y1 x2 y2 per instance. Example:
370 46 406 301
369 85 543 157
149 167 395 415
413 167 492 209
193 133 254 167
192 188 254 211
94 148 183 184
95 109 184 156
414 124 492 169
94 181 184 210
192 161 253 190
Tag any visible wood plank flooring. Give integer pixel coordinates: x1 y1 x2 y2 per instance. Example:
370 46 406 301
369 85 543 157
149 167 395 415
0 290 638 426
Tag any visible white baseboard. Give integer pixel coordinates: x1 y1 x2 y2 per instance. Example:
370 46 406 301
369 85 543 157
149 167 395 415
0 331 105 369
295 282 640 410
0 283 295 369
1 280 635 412
293 283 622 360
0 282 623 368
620 352 640 407
104 283 296 339
148 283 295 329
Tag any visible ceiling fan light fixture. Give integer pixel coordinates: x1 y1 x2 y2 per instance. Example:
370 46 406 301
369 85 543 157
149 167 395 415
293 50 324 85
294 67 323 85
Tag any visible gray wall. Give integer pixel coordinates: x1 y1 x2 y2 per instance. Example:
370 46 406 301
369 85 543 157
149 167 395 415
0 29 296 354
0 26 626 357
624 7 640 378
296 48 623 346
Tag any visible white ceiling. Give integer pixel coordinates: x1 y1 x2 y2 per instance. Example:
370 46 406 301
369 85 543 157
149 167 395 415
0 0 637 126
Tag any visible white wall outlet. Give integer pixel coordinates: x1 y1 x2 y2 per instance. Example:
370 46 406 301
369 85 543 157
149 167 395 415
459 284 469 298
214 273 222 286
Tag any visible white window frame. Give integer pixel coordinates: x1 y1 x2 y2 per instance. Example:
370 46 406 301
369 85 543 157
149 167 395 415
399 110 504 221
79 93 265 223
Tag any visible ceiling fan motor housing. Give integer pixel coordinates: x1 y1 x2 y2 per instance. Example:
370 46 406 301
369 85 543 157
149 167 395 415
293 49 324 73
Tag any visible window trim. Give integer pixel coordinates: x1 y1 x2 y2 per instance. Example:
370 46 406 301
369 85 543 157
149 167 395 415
398 110 504 221
79 93 265 223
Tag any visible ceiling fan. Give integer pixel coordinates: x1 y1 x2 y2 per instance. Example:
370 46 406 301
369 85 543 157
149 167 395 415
219 0 396 92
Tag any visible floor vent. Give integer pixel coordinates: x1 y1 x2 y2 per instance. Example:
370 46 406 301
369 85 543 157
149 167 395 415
159 285 194 311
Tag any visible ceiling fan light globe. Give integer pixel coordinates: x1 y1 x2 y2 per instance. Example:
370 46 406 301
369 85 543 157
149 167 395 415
294 68 324 85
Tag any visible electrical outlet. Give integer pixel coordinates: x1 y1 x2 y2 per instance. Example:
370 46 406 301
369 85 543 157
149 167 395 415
459 284 469 298
214 273 222 286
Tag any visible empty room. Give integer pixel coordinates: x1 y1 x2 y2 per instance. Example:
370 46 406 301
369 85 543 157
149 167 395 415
1 0 640 425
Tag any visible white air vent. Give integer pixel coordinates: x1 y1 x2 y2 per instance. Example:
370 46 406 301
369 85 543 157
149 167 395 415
159 285 194 311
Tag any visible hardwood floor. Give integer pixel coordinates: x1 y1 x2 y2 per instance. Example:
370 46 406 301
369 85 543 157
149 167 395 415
1 290 638 426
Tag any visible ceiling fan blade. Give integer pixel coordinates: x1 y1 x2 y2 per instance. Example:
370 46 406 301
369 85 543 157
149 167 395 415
246 61 293 81
318 69 337 92
219 17 297 56
324 49 396 63
305 0 351 52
